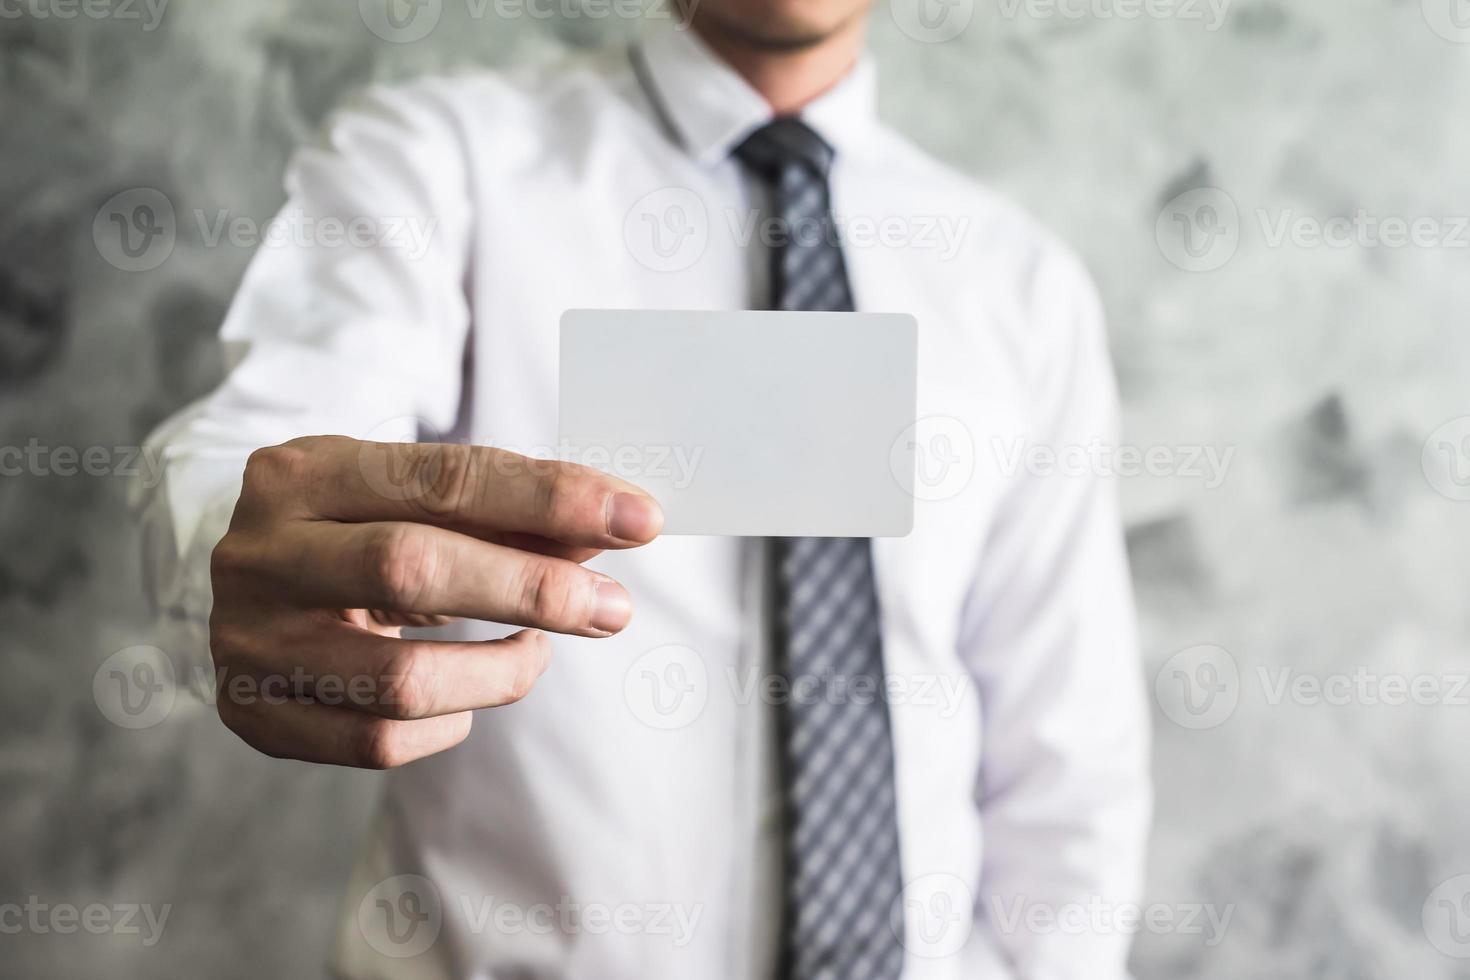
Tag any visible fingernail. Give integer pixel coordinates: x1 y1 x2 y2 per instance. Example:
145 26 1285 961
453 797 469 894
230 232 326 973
589 578 633 635
606 492 663 543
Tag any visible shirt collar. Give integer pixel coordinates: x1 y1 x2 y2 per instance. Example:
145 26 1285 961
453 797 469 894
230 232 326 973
633 23 878 169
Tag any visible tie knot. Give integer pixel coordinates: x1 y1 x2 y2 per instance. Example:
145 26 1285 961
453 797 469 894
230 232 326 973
732 117 835 182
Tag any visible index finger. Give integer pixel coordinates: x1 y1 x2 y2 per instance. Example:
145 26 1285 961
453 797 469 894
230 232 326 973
255 437 664 549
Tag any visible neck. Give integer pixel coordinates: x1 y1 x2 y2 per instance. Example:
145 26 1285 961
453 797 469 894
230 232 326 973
688 18 866 116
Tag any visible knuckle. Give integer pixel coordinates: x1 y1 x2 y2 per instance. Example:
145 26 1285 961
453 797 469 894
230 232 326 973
237 442 316 520
365 525 438 610
376 645 440 720
414 444 477 520
215 698 284 761
206 614 246 670
498 641 544 705
209 533 273 617
209 532 252 584
243 443 312 495
536 467 581 528
518 560 585 629
355 719 406 770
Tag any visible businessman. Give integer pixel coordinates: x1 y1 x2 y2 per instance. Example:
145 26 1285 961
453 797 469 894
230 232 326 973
139 0 1151 976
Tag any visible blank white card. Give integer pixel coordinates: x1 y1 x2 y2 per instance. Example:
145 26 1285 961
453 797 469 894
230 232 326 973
559 309 917 537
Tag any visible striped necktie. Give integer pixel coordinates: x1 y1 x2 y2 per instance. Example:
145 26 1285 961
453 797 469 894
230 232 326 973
734 117 907 980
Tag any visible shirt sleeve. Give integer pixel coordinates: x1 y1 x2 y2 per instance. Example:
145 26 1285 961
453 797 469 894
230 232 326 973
131 80 475 689
957 245 1152 979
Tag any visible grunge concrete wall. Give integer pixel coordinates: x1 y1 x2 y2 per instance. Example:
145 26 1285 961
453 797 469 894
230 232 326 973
3 0 1469 976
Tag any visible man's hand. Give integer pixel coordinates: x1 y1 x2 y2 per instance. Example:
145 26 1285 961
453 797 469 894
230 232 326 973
208 436 663 769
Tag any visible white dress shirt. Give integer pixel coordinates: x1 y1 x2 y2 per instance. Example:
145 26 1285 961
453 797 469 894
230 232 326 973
138 23 1150 980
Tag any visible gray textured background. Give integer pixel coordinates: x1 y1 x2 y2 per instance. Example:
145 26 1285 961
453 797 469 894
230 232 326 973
3 0 1470 976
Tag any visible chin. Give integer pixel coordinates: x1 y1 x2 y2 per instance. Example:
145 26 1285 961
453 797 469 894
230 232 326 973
694 0 865 50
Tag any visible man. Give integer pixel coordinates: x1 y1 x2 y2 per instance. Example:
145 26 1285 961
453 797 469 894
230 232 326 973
139 0 1151 976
